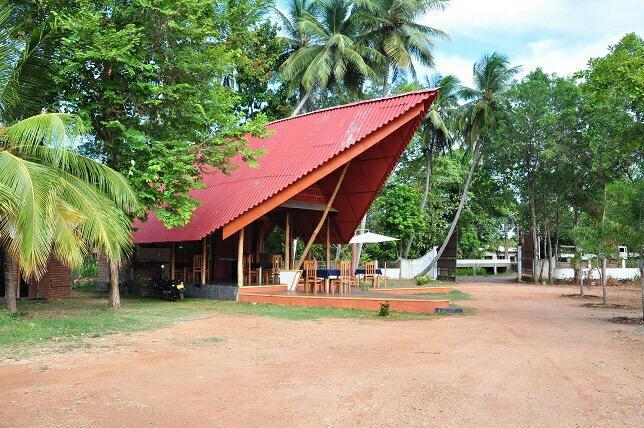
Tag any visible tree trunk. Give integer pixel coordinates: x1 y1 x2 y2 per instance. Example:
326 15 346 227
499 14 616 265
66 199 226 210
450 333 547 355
2 248 18 313
334 244 342 261
601 257 607 306
546 221 553 284
504 222 509 260
291 88 313 117
415 144 483 278
109 259 120 309
530 180 538 284
579 266 585 296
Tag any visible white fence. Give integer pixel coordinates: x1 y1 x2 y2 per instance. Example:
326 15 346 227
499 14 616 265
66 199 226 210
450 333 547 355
381 247 438 280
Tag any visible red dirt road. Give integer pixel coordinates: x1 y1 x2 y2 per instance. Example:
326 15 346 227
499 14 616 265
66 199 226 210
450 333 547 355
1 282 642 427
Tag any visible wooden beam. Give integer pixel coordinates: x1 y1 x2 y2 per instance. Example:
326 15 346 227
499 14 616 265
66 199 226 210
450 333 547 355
237 228 244 287
326 217 331 268
221 104 428 239
294 163 350 271
284 210 290 270
201 237 207 285
170 244 175 280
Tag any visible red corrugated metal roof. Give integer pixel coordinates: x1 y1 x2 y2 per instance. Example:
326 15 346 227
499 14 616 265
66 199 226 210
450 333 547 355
132 89 438 244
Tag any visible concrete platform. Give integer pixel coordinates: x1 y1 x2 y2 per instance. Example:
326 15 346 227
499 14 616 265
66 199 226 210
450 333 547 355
237 286 450 314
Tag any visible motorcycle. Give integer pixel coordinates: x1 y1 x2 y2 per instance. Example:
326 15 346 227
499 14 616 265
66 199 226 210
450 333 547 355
150 277 185 301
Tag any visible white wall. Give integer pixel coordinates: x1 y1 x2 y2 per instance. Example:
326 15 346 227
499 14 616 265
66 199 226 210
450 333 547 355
554 267 640 280
391 247 438 279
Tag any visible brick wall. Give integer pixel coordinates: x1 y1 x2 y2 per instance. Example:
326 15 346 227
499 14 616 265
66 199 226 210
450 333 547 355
28 259 72 299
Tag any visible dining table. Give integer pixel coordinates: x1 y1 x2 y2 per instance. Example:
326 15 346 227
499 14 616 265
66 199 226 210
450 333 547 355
315 269 341 294
251 262 273 285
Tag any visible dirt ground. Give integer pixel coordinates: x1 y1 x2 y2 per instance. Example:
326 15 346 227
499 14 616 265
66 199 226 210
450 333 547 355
1 281 642 427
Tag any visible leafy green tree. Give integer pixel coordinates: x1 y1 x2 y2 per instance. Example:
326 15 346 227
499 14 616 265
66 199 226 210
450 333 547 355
416 52 519 277
606 179 643 319
402 74 460 257
54 0 268 228
354 0 447 95
369 184 427 259
0 5 137 313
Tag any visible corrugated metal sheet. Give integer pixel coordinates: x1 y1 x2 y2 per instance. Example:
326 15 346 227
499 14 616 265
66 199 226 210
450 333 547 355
132 89 438 244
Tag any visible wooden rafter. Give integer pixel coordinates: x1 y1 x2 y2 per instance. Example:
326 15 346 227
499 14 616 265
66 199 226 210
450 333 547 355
294 162 350 272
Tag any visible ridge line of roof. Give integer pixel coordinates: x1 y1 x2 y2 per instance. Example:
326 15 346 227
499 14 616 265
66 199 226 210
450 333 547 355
269 88 439 126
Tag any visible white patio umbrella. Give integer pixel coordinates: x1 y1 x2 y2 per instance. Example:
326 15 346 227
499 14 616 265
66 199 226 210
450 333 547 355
349 231 398 244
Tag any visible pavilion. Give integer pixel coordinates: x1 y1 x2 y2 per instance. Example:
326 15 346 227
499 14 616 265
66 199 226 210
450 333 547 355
131 89 439 296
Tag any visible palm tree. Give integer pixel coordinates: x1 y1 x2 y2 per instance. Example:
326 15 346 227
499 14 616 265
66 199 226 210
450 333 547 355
416 52 520 277
355 0 447 96
280 0 381 115
274 0 319 110
0 6 138 312
403 73 460 258
351 0 446 264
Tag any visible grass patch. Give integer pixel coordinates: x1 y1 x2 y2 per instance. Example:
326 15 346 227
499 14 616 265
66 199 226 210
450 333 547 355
0 293 467 359
419 290 472 301
192 336 225 345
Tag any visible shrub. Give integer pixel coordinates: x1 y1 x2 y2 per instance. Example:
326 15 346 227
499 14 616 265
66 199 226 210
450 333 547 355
378 301 390 317
416 275 432 285
72 258 98 279
456 267 487 276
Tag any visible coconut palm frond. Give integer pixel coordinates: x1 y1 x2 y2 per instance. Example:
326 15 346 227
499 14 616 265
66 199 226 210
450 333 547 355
1 113 85 154
0 151 58 279
58 171 134 265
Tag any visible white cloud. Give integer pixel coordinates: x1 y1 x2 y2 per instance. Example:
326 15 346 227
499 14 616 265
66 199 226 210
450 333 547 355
427 53 475 87
426 0 644 39
417 0 643 85
514 36 623 78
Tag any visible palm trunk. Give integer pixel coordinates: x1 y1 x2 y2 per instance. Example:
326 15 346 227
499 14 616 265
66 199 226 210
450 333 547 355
601 257 607 306
2 248 18 313
415 144 483 278
579 266 585 296
334 244 342 261
291 88 313 117
109 259 120 309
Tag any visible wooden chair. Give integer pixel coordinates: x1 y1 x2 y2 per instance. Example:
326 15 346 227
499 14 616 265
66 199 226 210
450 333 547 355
270 255 282 284
193 255 205 284
331 260 357 294
245 254 258 285
364 261 379 288
303 260 323 294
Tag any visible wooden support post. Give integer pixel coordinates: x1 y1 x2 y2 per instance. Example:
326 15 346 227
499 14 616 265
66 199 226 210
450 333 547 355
237 228 245 287
383 262 387 287
201 237 207 285
325 217 331 268
295 162 349 271
285 211 290 270
170 244 175 280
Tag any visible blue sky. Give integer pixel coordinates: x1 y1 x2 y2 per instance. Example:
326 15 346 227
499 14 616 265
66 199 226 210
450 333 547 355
275 0 644 87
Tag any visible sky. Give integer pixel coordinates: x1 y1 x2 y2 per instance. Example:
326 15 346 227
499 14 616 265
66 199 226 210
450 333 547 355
275 0 644 87
423 0 644 86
